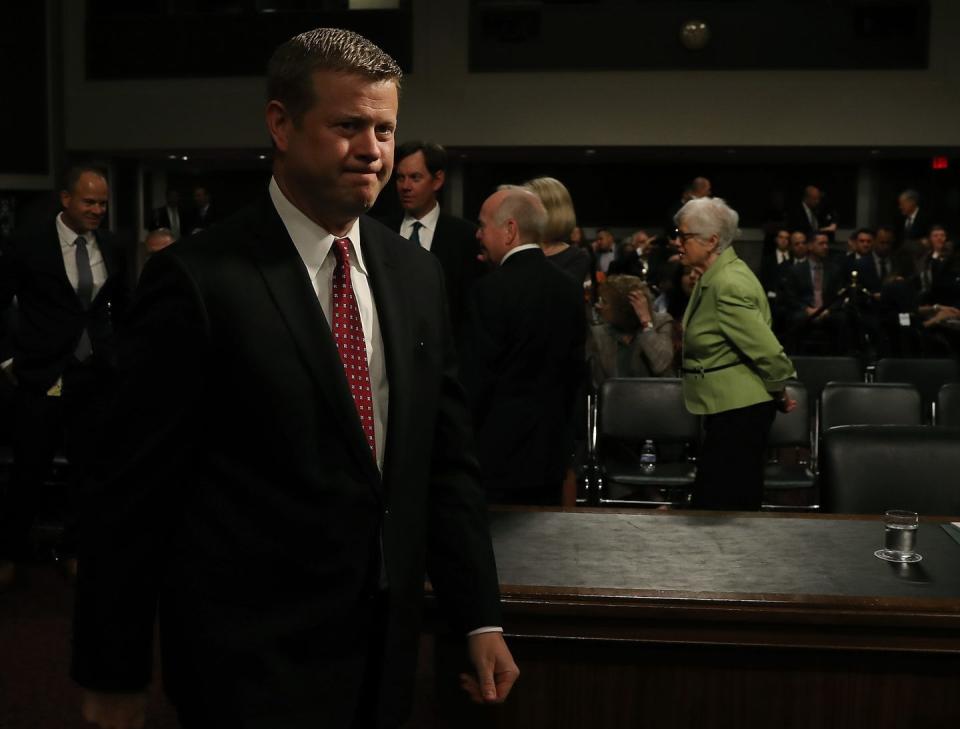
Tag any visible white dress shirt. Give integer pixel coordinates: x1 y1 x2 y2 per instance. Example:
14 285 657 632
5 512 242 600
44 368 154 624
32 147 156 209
165 206 181 238
269 178 389 472
399 202 440 252
56 212 107 301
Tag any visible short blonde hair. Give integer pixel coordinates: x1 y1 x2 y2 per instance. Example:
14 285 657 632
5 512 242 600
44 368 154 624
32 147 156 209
523 176 577 244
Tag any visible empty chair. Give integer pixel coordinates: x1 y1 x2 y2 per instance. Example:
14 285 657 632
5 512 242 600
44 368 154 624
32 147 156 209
821 425 960 515
791 356 864 468
937 383 960 428
763 381 816 509
875 357 960 422
790 356 864 402
595 378 699 506
820 382 923 433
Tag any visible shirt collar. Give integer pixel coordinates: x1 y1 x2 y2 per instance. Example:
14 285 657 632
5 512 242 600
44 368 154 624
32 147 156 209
402 201 440 232
501 243 541 266
269 177 366 279
56 212 95 247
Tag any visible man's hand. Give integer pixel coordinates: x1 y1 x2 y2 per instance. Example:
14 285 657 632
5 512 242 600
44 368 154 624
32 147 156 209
81 689 147 729
459 632 519 704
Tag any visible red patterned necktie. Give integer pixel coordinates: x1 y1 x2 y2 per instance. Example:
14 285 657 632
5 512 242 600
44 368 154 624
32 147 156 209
331 237 376 458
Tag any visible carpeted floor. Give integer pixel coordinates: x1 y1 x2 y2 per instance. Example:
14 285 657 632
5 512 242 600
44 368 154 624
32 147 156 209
0 563 180 729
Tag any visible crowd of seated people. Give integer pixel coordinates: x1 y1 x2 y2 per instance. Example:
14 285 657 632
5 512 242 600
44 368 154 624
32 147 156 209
763 219 960 358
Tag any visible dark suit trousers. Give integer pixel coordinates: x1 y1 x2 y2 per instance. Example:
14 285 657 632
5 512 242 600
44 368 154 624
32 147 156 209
692 400 776 511
0 363 113 559
173 593 396 729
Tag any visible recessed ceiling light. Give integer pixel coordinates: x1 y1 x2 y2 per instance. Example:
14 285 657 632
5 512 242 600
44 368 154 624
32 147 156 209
182 155 189 161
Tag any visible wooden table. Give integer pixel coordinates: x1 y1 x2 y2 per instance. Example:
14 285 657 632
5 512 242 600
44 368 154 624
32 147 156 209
419 508 960 728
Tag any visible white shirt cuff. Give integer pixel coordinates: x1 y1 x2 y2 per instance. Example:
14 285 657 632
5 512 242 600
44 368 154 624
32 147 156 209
467 626 503 636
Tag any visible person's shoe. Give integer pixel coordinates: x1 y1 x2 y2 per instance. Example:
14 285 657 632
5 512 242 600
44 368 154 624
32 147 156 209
0 560 15 592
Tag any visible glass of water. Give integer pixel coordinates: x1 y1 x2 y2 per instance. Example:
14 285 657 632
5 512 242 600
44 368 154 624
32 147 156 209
875 510 922 563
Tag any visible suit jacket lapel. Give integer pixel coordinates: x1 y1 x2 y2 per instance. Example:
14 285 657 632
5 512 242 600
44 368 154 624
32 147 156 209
95 230 118 279
246 197 382 488
360 217 410 488
43 222 83 309
682 277 704 329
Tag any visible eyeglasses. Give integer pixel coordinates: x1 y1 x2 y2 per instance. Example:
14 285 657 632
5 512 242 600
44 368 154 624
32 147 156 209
673 229 704 244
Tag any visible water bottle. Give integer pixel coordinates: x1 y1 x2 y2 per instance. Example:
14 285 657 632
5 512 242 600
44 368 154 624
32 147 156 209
640 439 657 474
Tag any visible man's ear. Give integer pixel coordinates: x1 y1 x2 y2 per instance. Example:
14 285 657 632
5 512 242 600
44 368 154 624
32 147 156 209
265 100 292 153
431 170 445 194
505 218 520 246
59 191 71 209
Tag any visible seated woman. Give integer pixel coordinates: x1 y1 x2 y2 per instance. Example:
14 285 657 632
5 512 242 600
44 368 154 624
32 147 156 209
589 275 675 386
654 263 700 370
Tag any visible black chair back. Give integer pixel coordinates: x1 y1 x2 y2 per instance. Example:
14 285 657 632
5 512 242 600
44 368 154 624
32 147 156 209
937 383 960 428
767 381 809 448
820 383 923 432
876 357 960 420
791 356 863 401
821 425 960 515
598 378 699 443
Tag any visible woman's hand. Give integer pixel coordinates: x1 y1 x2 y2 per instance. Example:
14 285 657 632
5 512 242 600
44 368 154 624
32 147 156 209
627 289 652 328
775 390 797 413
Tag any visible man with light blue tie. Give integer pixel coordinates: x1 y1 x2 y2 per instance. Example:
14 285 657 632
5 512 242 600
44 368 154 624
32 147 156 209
0 165 128 587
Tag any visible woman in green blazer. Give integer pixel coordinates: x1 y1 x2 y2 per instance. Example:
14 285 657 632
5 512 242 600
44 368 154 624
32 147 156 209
676 197 796 510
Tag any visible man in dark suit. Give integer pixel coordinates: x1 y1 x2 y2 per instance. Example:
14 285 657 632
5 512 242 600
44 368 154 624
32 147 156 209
73 28 517 729
786 185 837 242
782 232 846 353
855 226 896 295
759 228 792 297
182 185 217 235
842 227 875 281
392 140 481 338
463 187 585 505
151 188 183 239
898 189 931 244
0 165 128 584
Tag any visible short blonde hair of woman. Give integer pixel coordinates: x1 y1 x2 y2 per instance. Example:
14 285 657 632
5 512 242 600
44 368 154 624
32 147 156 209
523 176 577 244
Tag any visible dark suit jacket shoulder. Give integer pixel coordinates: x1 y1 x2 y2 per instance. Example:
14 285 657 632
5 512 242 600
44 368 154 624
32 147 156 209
782 258 843 320
462 248 585 493
393 210 481 336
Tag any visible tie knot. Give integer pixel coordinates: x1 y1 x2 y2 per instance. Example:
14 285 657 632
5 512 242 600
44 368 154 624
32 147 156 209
75 236 87 249
333 237 351 264
412 221 422 231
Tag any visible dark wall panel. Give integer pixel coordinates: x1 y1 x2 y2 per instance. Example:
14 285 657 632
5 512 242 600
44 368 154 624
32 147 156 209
86 1 412 79
470 0 929 71
0 4 49 176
